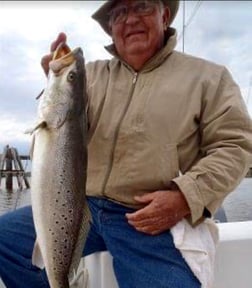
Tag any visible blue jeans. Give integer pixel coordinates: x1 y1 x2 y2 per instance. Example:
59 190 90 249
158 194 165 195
0 197 200 288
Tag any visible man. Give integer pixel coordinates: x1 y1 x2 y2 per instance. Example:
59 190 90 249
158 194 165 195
0 0 252 287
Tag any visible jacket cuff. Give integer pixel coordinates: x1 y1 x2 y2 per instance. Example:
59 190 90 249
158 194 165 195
172 174 205 224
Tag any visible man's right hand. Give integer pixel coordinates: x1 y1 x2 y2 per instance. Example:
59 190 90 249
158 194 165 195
41 32 67 75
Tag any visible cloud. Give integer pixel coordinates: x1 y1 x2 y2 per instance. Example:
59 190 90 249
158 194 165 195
0 1 110 153
173 1 252 105
0 0 251 154
0 112 32 151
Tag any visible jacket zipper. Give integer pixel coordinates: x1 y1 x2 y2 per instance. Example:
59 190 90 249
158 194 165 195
101 72 138 196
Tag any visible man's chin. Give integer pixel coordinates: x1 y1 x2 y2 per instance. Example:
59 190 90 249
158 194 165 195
124 42 149 55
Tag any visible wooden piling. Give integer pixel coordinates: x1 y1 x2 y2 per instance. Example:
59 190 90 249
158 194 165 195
6 148 13 190
0 145 30 190
0 145 8 188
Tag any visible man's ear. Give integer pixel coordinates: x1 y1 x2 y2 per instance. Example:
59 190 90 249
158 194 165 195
163 6 171 30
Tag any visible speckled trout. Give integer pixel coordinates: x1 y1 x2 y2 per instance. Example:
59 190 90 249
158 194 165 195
29 43 90 288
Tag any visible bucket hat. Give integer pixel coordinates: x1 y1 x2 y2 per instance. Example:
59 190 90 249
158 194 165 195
92 0 180 35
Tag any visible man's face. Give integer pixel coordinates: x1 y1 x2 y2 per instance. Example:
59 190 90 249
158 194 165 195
109 0 170 64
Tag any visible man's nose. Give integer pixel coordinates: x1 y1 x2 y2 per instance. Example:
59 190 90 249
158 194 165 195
124 9 141 24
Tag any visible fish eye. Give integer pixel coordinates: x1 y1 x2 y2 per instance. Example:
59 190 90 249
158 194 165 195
67 71 76 82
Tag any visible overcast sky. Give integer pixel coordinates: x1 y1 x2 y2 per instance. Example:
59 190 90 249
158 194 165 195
0 1 251 154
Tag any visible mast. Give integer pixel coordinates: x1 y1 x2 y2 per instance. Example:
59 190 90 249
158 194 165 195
182 0 186 53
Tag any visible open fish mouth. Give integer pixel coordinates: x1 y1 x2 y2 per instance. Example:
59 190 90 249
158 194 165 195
50 43 76 74
53 42 71 60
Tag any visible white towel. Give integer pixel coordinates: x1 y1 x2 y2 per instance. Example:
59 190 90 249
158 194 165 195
171 218 219 288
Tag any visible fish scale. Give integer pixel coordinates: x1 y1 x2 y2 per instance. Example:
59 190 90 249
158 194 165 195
29 44 90 288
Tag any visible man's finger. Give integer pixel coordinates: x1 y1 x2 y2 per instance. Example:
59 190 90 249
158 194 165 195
134 193 156 204
128 215 158 227
50 32 67 52
41 54 53 76
126 204 155 221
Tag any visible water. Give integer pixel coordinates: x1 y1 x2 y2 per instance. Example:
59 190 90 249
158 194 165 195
222 177 252 222
0 178 251 288
0 177 251 222
0 178 31 216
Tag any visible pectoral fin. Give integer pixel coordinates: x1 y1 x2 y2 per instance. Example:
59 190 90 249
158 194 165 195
32 239 45 269
24 121 47 135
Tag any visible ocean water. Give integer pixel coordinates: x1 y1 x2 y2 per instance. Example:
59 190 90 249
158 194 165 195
0 177 251 222
0 178 251 288
222 177 252 222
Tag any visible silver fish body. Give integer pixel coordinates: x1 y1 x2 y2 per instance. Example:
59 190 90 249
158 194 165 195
30 46 90 288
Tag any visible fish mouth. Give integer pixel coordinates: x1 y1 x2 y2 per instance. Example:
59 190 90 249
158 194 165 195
50 43 75 74
53 42 72 60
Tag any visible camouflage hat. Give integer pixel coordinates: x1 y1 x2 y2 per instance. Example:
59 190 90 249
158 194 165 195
92 0 180 35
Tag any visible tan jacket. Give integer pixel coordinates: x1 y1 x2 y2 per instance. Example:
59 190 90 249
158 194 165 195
85 28 252 224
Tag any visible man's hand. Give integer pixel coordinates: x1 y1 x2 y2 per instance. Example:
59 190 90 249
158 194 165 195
41 32 67 75
126 189 190 235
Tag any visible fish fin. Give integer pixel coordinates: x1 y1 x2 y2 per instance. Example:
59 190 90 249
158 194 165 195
36 89 44 100
24 121 47 135
32 240 45 269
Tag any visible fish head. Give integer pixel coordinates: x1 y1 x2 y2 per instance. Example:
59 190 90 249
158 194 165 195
38 43 86 130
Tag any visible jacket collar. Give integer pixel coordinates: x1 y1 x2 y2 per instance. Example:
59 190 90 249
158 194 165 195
105 27 177 72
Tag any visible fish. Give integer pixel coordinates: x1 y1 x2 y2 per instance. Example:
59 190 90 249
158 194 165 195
28 43 90 288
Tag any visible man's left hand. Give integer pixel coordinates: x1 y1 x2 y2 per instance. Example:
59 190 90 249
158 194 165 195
126 189 190 235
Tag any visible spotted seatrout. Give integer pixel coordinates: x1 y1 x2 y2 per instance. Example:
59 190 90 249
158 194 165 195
29 43 90 288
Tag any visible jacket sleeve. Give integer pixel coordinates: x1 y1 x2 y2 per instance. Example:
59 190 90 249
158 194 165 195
173 67 252 225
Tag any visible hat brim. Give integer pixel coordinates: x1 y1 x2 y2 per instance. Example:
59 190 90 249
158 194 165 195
92 0 180 36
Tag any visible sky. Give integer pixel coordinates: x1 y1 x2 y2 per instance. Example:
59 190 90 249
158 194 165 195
0 0 251 155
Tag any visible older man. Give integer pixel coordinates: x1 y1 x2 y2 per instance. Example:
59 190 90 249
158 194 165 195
0 0 252 287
